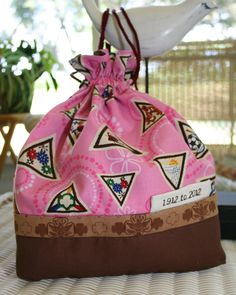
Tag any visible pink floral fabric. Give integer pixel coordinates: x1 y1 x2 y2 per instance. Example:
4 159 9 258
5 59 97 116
14 49 215 216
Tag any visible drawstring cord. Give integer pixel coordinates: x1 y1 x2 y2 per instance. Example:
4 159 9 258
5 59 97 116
98 8 110 50
120 7 141 85
111 9 140 87
71 7 141 88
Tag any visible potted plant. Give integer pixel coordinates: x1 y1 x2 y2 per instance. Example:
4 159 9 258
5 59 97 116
0 40 58 113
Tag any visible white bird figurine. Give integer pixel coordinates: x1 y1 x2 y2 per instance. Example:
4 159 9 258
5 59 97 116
82 0 217 58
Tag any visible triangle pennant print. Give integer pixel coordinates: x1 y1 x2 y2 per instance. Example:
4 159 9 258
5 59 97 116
119 55 135 81
92 86 99 96
177 120 208 159
101 61 107 69
47 183 88 213
134 101 164 133
69 54 90 74
124 70 134 81
92 126 143 155
120 55 131 68
100 173 136 207
154 153 187 190
62 104 80 119
69 119 87 146
18 138 57 179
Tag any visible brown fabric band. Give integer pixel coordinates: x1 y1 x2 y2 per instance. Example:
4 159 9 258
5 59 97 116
15 195 218 238
16 215 225 280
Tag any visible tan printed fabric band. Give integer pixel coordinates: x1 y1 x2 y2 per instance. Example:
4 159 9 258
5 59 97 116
15 194 218 238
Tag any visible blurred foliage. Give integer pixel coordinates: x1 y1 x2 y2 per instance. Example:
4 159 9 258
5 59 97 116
10 0 85 53
10 0 236 38
11 0 85 33
8 0 236 55
201 0 236 29
0 40 58 113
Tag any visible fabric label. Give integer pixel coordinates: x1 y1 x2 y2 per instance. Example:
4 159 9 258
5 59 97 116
151 180 214 212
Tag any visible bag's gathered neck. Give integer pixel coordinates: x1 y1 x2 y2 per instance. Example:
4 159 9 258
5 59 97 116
98 8 141 86
70 8 141 88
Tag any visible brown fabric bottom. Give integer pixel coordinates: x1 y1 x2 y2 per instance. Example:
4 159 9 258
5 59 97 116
16 216 225 281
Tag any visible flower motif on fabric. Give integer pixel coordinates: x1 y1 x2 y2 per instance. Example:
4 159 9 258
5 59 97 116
48 218 74 237
37 150 49 165
192 201 210 220
47 183 88 214
102 84 115 103
26 158 34 165
100 172 136 207
27 148 37 160
107 179 114 186
18 137 57 179
68 119 87 146
183 200 212 222
121 179 128 188
125 215 152 236
41 164 52 175
112 215 153 236
112 182 123 193
26 149 37 165
105 149 143 174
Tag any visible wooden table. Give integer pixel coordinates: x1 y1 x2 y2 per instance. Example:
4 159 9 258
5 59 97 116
0 113 29 177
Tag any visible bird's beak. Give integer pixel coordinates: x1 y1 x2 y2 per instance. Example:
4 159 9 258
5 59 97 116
202 1 218 10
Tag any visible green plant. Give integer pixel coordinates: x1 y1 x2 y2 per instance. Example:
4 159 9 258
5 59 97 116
0 40 58 113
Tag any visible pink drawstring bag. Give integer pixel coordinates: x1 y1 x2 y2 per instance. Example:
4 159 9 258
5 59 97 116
14 9 225 280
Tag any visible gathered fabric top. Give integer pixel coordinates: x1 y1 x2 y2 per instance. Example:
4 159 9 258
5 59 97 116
69 49 137 85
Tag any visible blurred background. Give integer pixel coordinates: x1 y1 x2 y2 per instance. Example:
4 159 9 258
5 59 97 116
0 0 236 192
